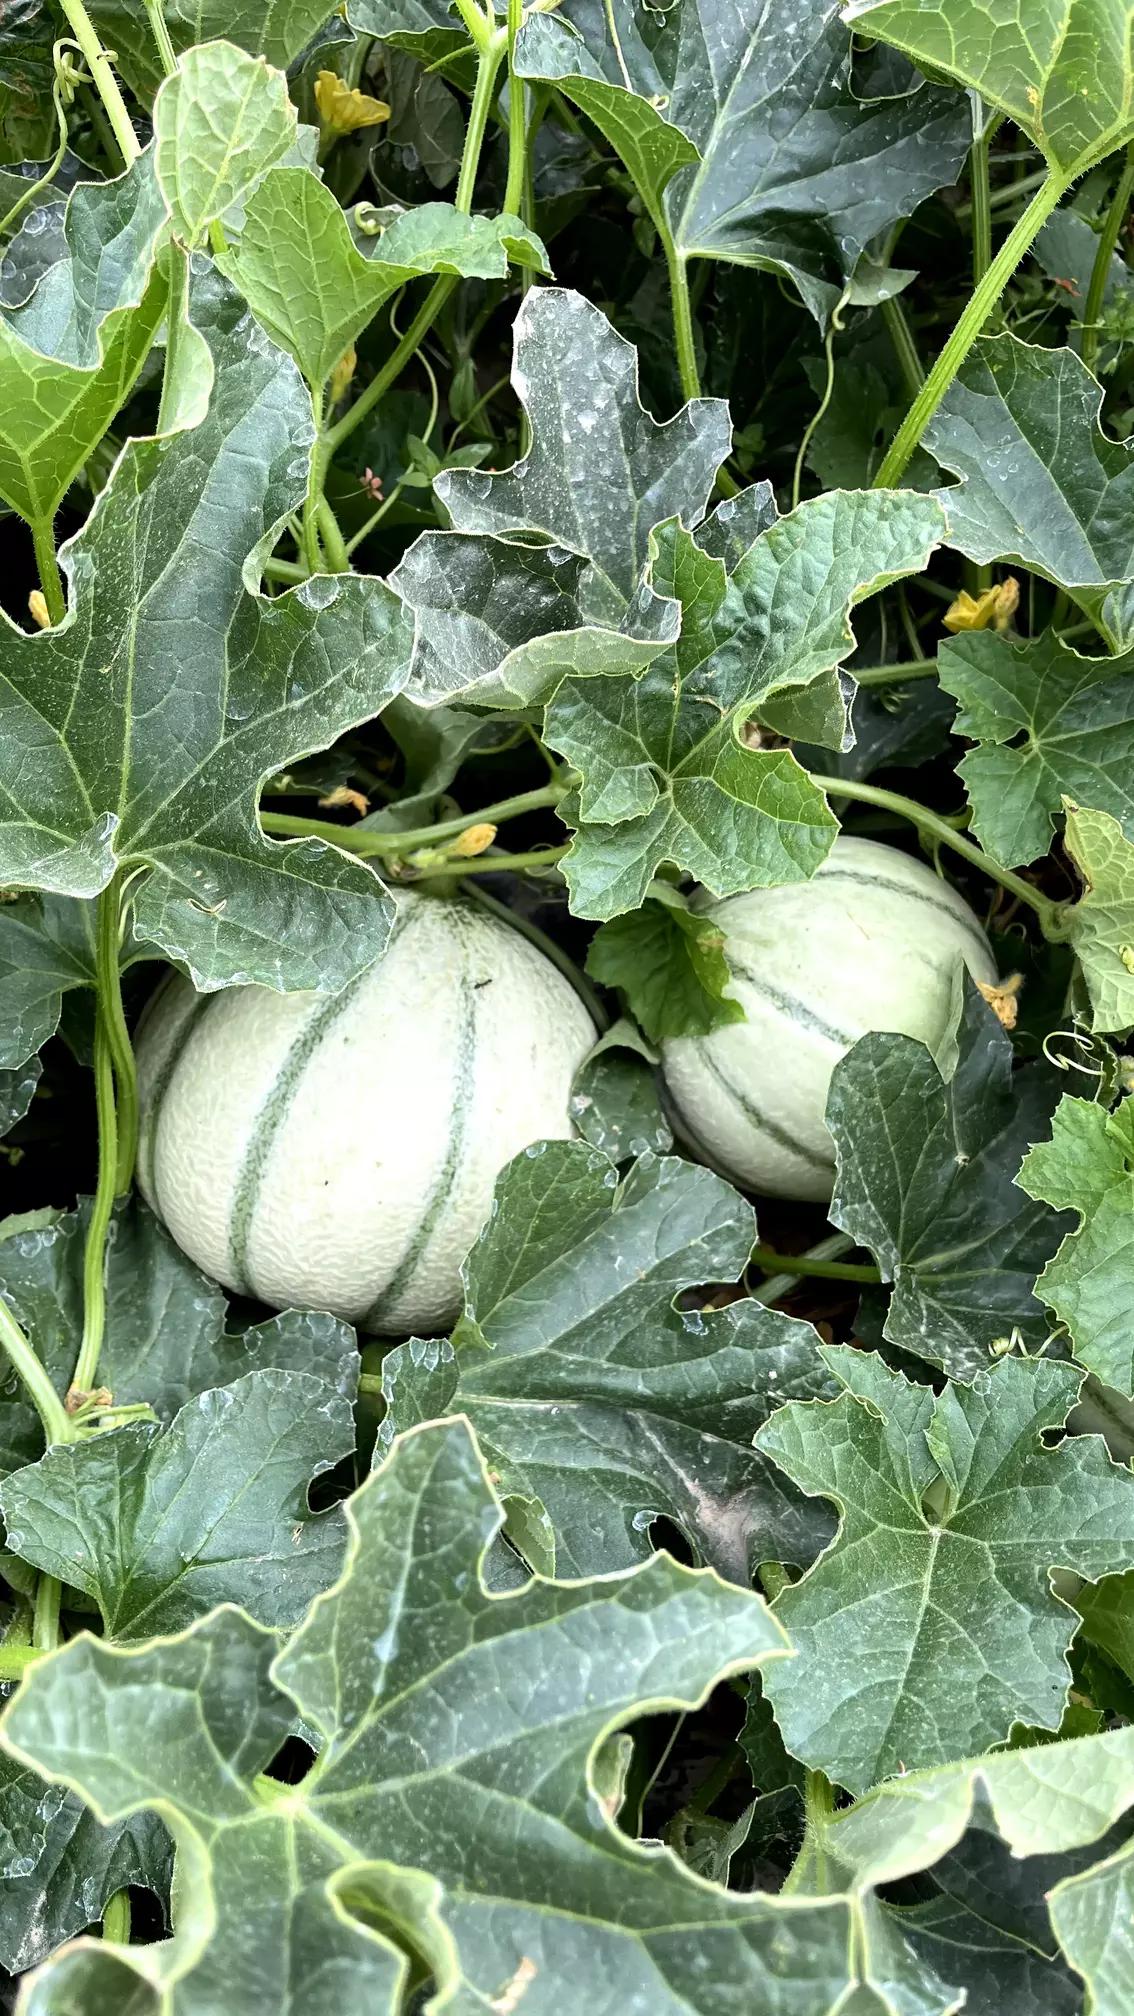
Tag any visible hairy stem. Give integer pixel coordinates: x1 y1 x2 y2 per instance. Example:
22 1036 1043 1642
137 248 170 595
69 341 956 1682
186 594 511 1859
31 518 65 625
879 292 923 402
811 772 1063 933
261 781 567 857
849 660 938 687
456 36 505 214
102 1891 132 1944
143 0 178 76
1083 142 1134 373
32 1575 61 1652
874 167 1070 488
55 0 140 166
970 118 1001 289
0 1297 70 1449
411 844 569 880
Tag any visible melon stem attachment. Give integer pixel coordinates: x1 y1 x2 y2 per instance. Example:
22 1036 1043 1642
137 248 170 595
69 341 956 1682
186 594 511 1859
810 775 1064 937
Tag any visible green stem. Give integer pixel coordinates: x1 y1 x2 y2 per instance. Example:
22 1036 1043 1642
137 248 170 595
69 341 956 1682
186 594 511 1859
303 395 329 574
455 35 505 214
970 119 1001 288
30 518 65 625
0 1644 43 1681
95 873 137 1196
751 1233 858 1307
261 781 566 856
1083 142 1134 373
849 660 938 687
0 1296 70 1448
157 244 189 435
811 773 1063 933
411 845 568 880
874 167 1070 488
758 1561 791 1603
32 1575 61 1652
663 230 701 401
316 495 350 574
74 1017 117 1398
357 1371 384 1398
142 0 178 75
55 0 140 166
781 1770 837 1895
329 278 456 455
503 0 526 216
102 1891 132 1943
879 293 924 402
751 1243 880 1286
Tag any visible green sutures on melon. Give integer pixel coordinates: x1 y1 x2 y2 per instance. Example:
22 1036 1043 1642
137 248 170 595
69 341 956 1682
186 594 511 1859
135 892 596 1336
661 838 999 1201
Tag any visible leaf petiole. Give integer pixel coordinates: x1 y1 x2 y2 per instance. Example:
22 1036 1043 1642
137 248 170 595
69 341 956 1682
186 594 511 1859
0 1297 70 1450
874 167 1071 487
1083 142 1134 373
54 0 139 167
262 780 568 857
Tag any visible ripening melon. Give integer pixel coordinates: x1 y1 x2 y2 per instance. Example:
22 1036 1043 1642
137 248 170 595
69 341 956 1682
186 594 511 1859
135 892 596 1335
661 837 998 1201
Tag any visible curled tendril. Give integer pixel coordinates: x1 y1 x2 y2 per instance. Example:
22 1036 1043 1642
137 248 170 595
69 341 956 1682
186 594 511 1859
0 40 92 242
1042 1026 1112 1079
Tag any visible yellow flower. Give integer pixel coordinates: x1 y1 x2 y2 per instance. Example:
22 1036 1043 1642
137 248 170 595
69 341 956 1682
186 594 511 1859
943 575 1020 635
451 822 498 858
27 589 50 630
314 71 391 136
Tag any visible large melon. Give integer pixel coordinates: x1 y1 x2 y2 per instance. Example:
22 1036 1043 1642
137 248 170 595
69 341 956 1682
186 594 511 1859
136 892 596 1335
661 837 998 1201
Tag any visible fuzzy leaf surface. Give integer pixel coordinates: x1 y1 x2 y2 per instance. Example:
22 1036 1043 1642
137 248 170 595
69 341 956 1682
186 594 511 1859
222 167 546 389
545 491 943 919
0 1369 352 1639
0 1419 869 2016
928 335 1134 649
1019 1095 1134 1393
1062 804 1134 1032
517 0 970 324
844 0 1134 176
0 1199 358 1482
585 892 745 1042
827 987 1071 1377
0 152 167 523
393 292 728 706
383 1144 836 1582
756 1347 1134 1795
0 262 412 993
939 629 1134 867
152 41 298 246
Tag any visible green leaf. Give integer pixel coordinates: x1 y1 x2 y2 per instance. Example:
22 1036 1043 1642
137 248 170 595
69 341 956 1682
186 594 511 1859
939 628 1134 867
0 1197 359 1482
0 2 56 162
756 1346 1134 1795
391 289 728 706
346 0 468 68
928 334 1134 649
433 288 730 621
0 1055 38 1138
0 895 100 1070
568 1038 674 1159
545 490 944 920
221 167 547 390
794 1724 1134 2011
382 1142 837 1582
1061 803 1134 1032
1019 1095 1134 1392
153 41 298 248
87 0 341 98
0 260 412 993
516 0 970 324
0 1369 351 1639
827 984 1071 1377
0 1755 171 1973
586 889 745 1042
0 152 167 525
0 1418 868 2016
844 0 1134 177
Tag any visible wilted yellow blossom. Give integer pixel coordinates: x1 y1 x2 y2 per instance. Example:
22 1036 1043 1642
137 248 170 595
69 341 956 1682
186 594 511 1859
451 822 497 858
977 972 1024 1030
314 71 391 135
943 575 1019 634
27 589 50 629
329 345 357 404
318 784 370 815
